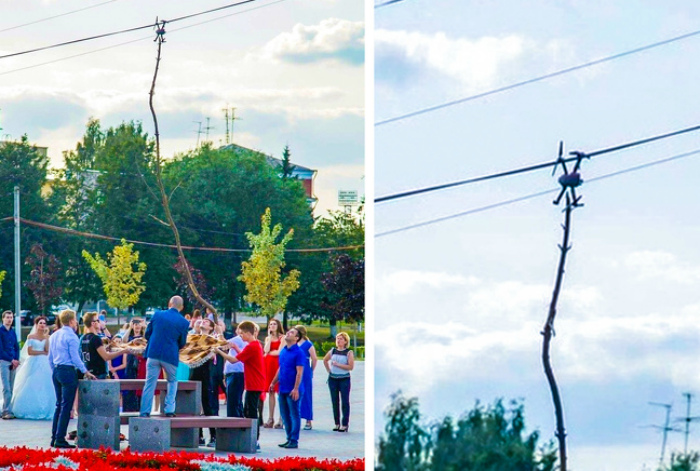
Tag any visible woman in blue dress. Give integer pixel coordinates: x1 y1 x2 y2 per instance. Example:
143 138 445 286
294 325 317 430
11 316 56 420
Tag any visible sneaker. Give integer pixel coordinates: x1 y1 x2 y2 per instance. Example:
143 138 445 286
206 438 216 448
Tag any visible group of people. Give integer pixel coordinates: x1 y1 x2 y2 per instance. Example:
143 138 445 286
0 297 356 452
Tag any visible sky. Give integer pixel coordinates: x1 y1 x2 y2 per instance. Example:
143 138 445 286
374 1 700 470
0 0 364 217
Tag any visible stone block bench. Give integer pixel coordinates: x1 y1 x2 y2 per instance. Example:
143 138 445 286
129 416 258 453
77 379 201 450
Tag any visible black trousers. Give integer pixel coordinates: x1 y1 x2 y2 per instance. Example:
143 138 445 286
244 390 262 441
328 376 351 427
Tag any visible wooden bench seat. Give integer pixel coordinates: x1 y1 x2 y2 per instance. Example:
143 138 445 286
129 416 257 453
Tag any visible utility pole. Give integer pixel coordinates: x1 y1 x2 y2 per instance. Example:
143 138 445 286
193 121 203 148
13 186 21 341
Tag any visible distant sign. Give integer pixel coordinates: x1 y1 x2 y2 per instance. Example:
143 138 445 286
338 190 359 205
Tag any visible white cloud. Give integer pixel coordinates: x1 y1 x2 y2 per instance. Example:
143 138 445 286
375 29 529 90
625 250 700 284
377 269 480 296
260 18 364 65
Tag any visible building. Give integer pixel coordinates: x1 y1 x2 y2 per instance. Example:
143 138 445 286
219 143 318 207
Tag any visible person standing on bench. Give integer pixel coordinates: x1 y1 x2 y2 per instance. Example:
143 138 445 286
139 296 189 417
48 309 97 448
269 327 305 449
215 321 265 450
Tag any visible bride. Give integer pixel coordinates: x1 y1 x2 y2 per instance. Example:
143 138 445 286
11 316 56 420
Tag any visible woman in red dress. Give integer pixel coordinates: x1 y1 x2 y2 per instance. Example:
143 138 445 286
262 318 284 428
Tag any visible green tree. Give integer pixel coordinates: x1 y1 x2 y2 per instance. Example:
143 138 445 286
287 209 365 334
162 144 313 317
82 239 147 321
0 136 56 312
279 144 296 179
661 452 700 471
0 270 6 301
321 254 364 324
238 208 300 322
377 392 557 471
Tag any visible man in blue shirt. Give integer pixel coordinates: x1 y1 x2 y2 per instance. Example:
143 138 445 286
139 295 189 417
48 309 97 448
0 310 20 420
269 327 305 449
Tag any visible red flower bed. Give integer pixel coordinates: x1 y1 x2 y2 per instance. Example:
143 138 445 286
0 447 364 471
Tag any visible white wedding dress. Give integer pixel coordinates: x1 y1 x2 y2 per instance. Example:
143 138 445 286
11 338 56 420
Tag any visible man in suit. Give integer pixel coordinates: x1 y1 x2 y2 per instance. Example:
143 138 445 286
139 296 190 417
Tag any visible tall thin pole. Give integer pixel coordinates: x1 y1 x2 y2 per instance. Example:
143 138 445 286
13 185 21 341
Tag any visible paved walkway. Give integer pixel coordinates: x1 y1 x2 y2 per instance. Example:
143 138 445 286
0 362 364 460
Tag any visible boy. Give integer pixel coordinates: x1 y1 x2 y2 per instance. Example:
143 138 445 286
215 320 265 448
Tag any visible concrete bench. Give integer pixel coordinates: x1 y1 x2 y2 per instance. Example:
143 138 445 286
129 416 258 453
77 379 202 450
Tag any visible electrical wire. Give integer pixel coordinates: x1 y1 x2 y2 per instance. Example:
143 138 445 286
375 0 406 8
375 148 700 238
0 217 363 253
0 0 287 78
0 0 261 61
375 122 700 203
375 27 700 127
0 0 121 34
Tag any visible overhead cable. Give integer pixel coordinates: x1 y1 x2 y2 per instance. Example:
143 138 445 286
0 0 259 61
375 27 700 127
375 148 700 238
375 122 700 203
0 0 120 34
0 0 287 78
0 217 363 253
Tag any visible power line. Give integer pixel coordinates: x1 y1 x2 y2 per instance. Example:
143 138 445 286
0 0 121 34
375 122 700 203
0 217 363 253
0 0 287 78
375 27 700 127
375 148 700 238
375 0 407 8
0 0 260 61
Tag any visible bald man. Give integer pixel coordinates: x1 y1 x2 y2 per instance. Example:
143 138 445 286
139 296 190 417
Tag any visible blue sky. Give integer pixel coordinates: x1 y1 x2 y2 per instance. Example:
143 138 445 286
375 1 700 469
0 0 364 215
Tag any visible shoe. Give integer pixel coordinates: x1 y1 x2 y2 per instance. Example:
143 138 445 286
338 426 348 432
165 412 176 417
206 438 216 447
4 412 15 420
333 425 341 431
67 430 78 441
278 441 290 448
274 421 283 429
263 418 274 428
285 441 298 449
199 437 205 446
303 422 312 430
139 413 150 418
54 441 76 449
